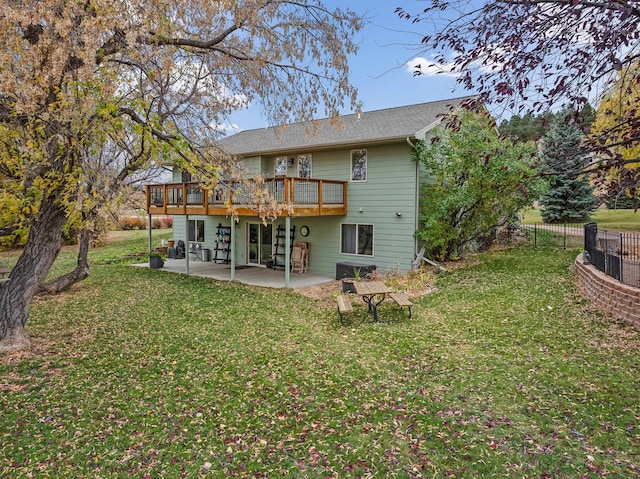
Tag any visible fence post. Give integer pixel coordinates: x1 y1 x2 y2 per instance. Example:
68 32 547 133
620 232 624 284
534 223 537 246
563 224 566 250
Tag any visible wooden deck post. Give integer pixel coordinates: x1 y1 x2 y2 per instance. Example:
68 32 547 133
230 219 236 281
162 184 168 214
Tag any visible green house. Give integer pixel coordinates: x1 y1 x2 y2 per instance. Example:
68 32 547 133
146 96 474 285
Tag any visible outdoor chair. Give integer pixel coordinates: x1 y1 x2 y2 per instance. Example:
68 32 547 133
291 243 309 274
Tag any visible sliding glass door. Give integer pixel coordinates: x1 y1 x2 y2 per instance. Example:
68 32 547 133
247 223 273 266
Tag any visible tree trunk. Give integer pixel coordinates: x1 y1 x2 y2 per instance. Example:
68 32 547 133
38 228 90 295
0 197 68 353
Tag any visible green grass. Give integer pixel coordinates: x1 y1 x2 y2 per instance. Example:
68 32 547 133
1 233 639 478
521 207 640 231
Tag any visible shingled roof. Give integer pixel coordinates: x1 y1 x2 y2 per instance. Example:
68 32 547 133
218 96 477 156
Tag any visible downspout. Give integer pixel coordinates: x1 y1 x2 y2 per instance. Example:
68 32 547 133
406 136 416 149
407 136 420 263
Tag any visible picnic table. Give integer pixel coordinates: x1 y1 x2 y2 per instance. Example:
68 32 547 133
353 280 392 322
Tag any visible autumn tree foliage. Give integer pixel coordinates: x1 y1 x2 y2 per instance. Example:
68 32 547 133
0 0 362 352
397 0 640 194
590 63 640 205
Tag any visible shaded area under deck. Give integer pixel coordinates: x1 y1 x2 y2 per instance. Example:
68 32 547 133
134 259 335 289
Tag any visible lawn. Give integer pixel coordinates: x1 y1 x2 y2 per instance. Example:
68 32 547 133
521 207 640 232
1 232 639 478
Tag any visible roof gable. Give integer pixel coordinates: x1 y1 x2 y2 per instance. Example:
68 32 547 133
218 96 477 156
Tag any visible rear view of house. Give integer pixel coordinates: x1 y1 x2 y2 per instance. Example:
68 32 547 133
145 96 475 285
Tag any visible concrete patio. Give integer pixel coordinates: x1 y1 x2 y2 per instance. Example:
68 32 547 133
134 258 335 289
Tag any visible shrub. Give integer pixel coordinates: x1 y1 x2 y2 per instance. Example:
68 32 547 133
119 216 146 230
162 216 173 228
151 217 163 229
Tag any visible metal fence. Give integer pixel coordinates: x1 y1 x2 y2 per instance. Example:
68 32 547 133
584 223 640 288
513 223 585 249
509 223 640 287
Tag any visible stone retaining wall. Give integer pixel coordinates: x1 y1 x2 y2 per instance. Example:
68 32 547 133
575 253 640 329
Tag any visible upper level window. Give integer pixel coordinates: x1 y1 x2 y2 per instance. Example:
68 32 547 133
274 157 288 176
298 154 312 178
351 149 367 181
341 223 373 256
182 171 193 183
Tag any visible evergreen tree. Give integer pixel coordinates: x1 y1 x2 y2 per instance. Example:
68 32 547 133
498 106 595 144
539 112 596 223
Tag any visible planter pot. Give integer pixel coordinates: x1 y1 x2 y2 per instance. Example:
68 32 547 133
167 240 175 247
149 256 164 269
342 279 356 293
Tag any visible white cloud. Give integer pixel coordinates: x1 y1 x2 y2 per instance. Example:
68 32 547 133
407 45 509 78
406 57 460 78
213 123 241 136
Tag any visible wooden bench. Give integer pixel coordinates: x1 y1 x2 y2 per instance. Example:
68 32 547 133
389 293 413 319
337 294 354 324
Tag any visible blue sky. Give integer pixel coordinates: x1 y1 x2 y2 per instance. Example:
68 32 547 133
227 0 470 132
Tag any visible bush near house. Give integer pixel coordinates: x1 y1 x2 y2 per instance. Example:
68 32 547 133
414 110 545 260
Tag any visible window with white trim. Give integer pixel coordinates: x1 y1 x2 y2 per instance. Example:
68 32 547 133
274 156 288 176
189 219 205 243
351 149 367 181
298 154 312 178
341 223 373 256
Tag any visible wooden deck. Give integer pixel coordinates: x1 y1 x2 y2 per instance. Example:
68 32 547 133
146 178 347 217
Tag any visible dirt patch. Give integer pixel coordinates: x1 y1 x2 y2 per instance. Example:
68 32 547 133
0 336 57 365
295 275 438 309
294 280 343 308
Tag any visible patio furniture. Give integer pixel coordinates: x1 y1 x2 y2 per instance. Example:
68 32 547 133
353 280 392 322
389 293 413 319
337 294 353 324
291 242 309 274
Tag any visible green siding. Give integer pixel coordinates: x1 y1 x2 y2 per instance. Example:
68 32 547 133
172 215 233 260
265 142 420 277
242 156 263 176
169 140 422 277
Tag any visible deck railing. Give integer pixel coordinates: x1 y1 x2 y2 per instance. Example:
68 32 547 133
146 177 347 217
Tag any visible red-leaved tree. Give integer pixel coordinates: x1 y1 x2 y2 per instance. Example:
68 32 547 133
397 0 640 198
